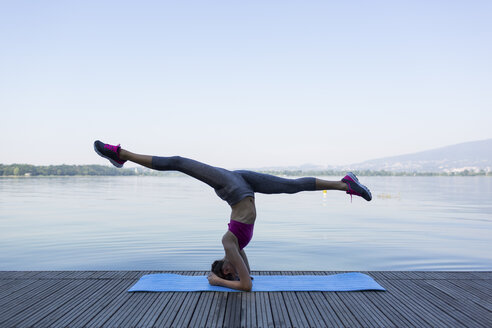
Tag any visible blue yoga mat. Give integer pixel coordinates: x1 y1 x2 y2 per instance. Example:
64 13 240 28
128 272 385 292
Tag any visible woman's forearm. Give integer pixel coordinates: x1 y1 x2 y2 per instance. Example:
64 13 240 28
217 277 252 292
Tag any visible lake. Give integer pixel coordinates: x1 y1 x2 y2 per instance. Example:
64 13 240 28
1 175 491 271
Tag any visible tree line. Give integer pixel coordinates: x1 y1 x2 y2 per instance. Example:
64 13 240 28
1 164 490 177
0 164 139 176
262 169 491 177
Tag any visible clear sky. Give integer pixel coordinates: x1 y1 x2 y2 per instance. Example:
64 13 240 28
1 1 491 168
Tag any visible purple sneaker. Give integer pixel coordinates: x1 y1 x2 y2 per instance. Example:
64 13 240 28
93 140 127 168
342 172 372 201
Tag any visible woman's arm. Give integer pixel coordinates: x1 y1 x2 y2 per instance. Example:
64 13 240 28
239 249 251 274
208 232 252 291
208 273 252 291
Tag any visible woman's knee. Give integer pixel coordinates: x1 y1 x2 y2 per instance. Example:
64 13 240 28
153 155 183 171
167 156 183 168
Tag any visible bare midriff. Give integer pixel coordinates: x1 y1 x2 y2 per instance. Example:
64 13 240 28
230 196 256 224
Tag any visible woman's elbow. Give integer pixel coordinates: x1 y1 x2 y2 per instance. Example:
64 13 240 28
241 281 253 292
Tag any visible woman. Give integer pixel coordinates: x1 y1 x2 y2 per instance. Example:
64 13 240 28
94 140 372 292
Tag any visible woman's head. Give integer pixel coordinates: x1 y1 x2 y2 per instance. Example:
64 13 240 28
211 259 236 281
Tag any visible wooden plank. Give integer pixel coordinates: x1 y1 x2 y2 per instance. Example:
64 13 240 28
0 271 29 279
0 277 54 302
17 279 107 328
335 291 376 328
442 272 479 280
1 279 86 328
472 271 492 279
344 289 396 327
223 292 242 328
184 271 214 328
0 271 491 328
321 292 361 328
267 271 291 328
242 289 257 328
49 279 124 328
378 271 400 280
69 271 99 279
15 271 42 279
189 292 214 328
368 274 430 327
169 272 205 327
255 289 274 328
361 290 418 327
0 279 67 322
172 292 202 328
406 280 483 328
295 271 328 327
132 270 147 279
455 278 492 298
298 291 330 328
415 280 492 327
0 279 15 289
448 279 492 303
393 271 422 279
159 271 203 327
281 272 309 328
315 281 339 328
0 279 39 303
100 291 161 328
469 277 492 291
281 291 306 328
420 271 444 279
252 271 271 328
309 289 346 328
206 292 228 328
117 291 162 328
134 292 175 328
385 279 464 327
86 285 134 328
424 279 492 311
71 279 135 328
152 291 187 327
16 271 44 279
408 271 429 279
381 279 445 327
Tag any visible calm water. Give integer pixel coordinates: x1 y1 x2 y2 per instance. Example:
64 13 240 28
1 176 491 271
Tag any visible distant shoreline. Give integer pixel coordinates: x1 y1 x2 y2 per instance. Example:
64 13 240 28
1 164 490 177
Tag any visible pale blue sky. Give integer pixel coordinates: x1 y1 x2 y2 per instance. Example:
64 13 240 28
1 1 491 168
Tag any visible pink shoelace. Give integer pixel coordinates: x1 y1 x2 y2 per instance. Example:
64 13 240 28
104 143 121 159
347 183 353 202
345 180 361 203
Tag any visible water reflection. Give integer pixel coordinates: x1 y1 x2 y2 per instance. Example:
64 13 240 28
1 176 491 270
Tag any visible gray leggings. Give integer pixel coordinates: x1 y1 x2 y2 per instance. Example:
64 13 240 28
151 156 317 206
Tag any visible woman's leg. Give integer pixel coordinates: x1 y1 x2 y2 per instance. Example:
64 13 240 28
94 140 254 205
315 178 348 191
119 149 153 168
236 171 347 194
237 170 371 201
120 148 232 191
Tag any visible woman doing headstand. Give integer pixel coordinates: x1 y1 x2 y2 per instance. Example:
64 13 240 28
94 140 372 292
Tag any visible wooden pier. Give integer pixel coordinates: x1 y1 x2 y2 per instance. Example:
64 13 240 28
1 271 491 327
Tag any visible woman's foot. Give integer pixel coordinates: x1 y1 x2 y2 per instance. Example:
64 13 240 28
342 172 372 201
93 140 127 168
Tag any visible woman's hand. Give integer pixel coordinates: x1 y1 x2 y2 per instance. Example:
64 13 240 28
207 272 220 286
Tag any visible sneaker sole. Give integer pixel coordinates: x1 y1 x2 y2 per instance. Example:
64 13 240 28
346 172 372 201
93 142 124 168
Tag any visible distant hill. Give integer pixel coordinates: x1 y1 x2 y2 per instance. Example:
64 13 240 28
344 138 492 173
3 139 491 176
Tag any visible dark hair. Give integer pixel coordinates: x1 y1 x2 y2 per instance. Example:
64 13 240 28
211 260 234 281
